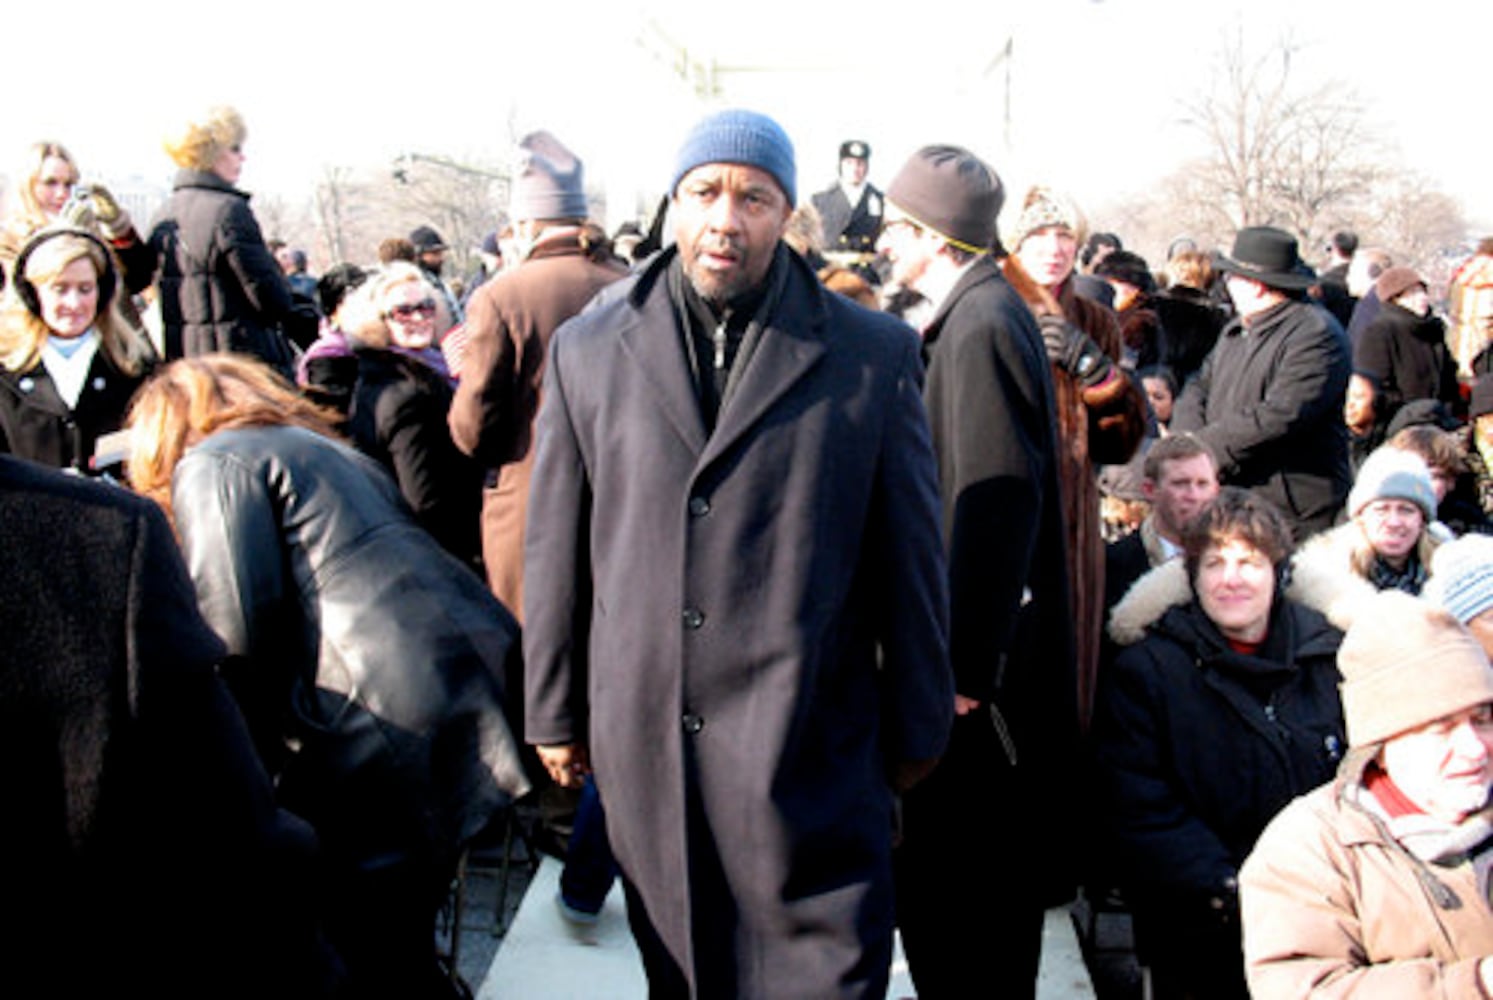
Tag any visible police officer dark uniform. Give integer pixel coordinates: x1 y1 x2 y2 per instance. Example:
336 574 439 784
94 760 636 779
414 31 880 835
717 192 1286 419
811 139 884 284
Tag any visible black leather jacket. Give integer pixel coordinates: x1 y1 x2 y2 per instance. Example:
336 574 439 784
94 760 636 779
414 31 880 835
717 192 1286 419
170 424 531 873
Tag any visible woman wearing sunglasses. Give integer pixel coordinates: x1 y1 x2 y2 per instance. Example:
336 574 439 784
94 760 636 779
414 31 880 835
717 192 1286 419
148 105 313 375
340 262 482 567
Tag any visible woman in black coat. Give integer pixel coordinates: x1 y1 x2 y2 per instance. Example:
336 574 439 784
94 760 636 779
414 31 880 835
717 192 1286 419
338 262 482 566
1094 488 1346 1000
0 227 155 473
147 105 312 373
127 354 530 998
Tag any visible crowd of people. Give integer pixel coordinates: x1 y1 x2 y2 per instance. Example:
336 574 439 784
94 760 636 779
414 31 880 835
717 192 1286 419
6 100 1493 999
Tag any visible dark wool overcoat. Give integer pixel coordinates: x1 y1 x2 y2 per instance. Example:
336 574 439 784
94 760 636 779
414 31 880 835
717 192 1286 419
892 256 1081 997
0 456 336 996
523 247 953 998
1173 298 1351 538
148 169 301 371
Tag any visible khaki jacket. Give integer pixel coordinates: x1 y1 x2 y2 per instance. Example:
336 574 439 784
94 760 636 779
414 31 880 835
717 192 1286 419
1240 758 1493 997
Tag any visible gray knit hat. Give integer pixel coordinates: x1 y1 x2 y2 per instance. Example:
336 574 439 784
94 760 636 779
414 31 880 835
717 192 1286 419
1348 446 1437 520
1427 534 1493 624
885 145 1003 253
670 109 796 205
1338 590 1493 747
510 131 588 222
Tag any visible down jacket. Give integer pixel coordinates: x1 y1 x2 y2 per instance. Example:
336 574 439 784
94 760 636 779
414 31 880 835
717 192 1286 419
148 170 306 371
170 424 531 884
1096 559 1347 992
1241 751 1493 997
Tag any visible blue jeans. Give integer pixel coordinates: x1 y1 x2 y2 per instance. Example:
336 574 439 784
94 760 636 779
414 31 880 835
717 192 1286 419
559 778 618 915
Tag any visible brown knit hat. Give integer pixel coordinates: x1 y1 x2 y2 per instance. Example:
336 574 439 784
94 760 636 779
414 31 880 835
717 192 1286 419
1338 590 1493 747
885 145 1003 253
1375 266 1425 304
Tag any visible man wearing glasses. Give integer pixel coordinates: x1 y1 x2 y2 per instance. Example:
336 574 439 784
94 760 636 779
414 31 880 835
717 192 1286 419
878 144 1075 999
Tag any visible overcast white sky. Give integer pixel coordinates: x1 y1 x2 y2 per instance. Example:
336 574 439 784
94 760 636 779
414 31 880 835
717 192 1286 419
8 0 1491 238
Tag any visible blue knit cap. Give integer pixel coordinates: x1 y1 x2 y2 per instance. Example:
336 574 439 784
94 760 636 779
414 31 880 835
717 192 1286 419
670 109 796 205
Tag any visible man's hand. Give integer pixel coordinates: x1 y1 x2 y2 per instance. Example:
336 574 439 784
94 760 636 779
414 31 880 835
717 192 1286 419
536 742 591 789
954 694 982 716
891 757 940 793
1038 314 1115 388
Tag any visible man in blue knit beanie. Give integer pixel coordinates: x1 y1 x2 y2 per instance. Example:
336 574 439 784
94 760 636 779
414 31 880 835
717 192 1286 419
523 107 954 996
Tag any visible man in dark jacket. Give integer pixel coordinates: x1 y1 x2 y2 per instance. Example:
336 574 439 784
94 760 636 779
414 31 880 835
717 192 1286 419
522 109 954 998
877 144 1074 999
148 106 309 374
449 131 629 622
1173 226 1352 538
1355 265 1461 423
0 455 338 996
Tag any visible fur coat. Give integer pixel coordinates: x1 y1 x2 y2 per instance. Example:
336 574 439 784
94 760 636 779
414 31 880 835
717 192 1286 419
1002 255 1147 728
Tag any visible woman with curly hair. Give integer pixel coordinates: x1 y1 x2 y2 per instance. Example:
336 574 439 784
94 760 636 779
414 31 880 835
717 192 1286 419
147 105 312 373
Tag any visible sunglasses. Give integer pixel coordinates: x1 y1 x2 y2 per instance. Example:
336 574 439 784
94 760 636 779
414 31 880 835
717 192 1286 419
387 299 437 320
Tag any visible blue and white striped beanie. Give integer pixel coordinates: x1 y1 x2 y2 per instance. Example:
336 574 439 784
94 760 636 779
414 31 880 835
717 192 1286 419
670 109 796 206
1427 534 1493 625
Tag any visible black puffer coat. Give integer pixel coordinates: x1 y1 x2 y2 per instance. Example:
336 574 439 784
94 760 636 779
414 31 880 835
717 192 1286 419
169 425 531 884
148 170 306 372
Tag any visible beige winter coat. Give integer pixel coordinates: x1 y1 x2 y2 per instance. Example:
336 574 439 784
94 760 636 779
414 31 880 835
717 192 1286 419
1240 755 1493 998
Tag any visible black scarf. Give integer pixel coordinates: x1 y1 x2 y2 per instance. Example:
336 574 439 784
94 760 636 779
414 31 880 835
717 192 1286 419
668 245 789 431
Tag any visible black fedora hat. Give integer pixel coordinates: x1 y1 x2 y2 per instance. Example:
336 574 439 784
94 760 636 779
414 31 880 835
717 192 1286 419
1214 226 1316 291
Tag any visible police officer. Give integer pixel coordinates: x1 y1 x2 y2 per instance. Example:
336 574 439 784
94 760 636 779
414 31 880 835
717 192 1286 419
811 139 884 283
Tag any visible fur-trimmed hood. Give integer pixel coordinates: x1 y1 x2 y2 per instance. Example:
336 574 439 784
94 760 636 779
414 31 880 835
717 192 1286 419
1107 549 1361 647
1108 514 1453 646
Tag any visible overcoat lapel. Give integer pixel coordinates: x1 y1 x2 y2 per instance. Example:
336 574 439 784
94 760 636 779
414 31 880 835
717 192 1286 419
617 281 709 456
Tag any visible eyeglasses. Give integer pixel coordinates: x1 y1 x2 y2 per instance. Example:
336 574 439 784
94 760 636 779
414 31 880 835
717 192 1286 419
879 218 922 239
387 299 437 321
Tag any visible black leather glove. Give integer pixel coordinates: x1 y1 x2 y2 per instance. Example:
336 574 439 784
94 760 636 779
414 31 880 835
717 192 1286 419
1038 314 1115 389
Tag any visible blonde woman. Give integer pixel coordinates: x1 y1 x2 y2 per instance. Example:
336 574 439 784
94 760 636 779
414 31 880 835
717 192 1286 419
0 141 156 304
126 353 528 997
146 105 310 372
326 262 481 564
0 227 155 472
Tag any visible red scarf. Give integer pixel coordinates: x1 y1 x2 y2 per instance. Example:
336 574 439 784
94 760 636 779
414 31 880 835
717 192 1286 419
1365 762 1427 817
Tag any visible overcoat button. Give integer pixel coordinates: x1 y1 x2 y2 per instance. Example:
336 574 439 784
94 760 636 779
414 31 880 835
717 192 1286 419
682 714 704 734
682 608 705 629
688 496 711 517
